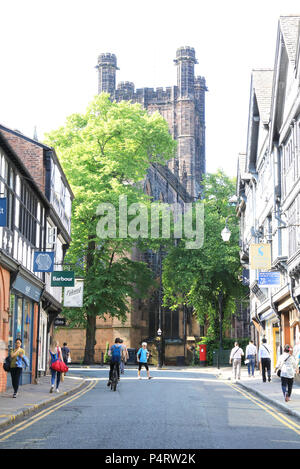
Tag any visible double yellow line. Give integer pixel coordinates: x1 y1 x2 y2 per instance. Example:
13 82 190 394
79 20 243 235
230 382 300 436
0 380 96 442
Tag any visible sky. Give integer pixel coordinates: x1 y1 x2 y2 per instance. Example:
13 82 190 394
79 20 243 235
0 0 299 178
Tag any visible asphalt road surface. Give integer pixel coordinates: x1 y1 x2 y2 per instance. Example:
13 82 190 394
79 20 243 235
0 367 300 449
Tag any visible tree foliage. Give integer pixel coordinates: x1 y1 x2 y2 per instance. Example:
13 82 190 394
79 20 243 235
44 94 176 362
162 170 246 341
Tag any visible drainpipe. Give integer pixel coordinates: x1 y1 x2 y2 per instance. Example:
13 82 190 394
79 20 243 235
271 144 284 352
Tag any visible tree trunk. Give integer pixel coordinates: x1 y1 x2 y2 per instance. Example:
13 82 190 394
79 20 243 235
83 235 96 364
84 311 96 364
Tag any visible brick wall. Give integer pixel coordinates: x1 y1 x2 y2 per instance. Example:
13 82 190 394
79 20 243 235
0 129 46 193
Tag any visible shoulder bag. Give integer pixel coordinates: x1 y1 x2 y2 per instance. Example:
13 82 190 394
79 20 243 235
277 355 290 377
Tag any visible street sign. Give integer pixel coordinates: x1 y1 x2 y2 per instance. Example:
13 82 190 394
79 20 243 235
0 198 7 227
249 243 271 270
64 279 84 307
258 271 281 287
33 251 55 272
51 271 75 287
54 317 66 326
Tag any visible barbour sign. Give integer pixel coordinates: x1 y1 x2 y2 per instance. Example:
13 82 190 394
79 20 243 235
51 271 75 287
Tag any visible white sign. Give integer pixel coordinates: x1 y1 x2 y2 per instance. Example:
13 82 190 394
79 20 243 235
64 279 84 307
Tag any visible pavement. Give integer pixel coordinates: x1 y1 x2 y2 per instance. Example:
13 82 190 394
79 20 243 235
1 365 300 431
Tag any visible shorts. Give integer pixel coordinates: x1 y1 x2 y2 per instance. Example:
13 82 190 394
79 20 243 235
138 362 149 371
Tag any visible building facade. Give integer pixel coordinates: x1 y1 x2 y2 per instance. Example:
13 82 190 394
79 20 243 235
0 125 73 392
237 16 300 369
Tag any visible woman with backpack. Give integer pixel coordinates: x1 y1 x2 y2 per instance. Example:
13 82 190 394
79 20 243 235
275 344 298 402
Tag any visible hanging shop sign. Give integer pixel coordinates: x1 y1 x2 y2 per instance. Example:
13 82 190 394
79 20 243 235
0 198 7 227
64 279 84 307
54 317 66 326
249 243 271 270
33 251 55 272
51 271 75 287
258 271 281 287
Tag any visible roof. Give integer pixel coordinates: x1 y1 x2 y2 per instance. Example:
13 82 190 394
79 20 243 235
0 123 74 199
251 69 274 125
279 15 300 67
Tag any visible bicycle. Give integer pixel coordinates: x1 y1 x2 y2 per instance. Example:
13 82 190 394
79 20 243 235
110 362 119 391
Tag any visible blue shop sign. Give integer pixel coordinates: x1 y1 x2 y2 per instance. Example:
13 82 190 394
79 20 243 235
12 275 43 302
0 198 7 227
258 271 281 287
33 251 55 272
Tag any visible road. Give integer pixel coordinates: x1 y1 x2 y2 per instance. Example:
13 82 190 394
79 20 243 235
0 367 300 449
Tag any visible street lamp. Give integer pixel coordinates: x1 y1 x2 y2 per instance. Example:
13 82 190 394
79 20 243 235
221 215 236 242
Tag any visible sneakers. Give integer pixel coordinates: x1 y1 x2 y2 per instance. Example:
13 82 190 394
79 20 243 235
148 376 153 380
56 388 60 393
13 393 17 398
50 385 54 393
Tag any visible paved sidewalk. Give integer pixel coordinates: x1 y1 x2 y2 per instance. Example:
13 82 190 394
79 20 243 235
216 366 300 421
0 374 85 429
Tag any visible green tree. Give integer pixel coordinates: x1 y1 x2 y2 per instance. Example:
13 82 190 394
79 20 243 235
45 94 176 363
162 170 246 344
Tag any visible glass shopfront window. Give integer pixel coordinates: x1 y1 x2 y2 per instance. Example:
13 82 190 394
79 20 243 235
11 293 34 385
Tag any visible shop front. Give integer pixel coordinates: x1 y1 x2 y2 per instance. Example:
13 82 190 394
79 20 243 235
259 309 280 369
7 274 43 387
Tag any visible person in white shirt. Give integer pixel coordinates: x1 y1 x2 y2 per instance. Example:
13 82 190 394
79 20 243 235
275 344 298 402
258 338 272 382
229 342 244 380
245 340 257 377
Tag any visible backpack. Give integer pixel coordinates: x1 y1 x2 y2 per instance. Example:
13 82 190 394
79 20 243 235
3 355 11 372
111 344 122 363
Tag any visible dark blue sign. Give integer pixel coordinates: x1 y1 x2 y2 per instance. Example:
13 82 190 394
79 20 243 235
12 275 43 302
0 198 7 227
33 251 55 272
258 271 281 287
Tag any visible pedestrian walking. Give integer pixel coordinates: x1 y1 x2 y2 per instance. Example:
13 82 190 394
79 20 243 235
137 342 152 380
275 345 298 402
245 340 257 377
10 338 25 398
119 339 129 375
258 337 272 382
229 342 244 380
49 341 63 393
107 338 123 386
61 342 71 365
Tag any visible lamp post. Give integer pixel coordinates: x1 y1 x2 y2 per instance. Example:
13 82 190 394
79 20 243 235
157 328 162 368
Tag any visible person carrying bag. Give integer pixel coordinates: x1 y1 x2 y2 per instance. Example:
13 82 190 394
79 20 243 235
275 344 298 402
49 341 68 393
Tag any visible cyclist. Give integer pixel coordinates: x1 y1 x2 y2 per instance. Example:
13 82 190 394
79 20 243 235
107 338 123 386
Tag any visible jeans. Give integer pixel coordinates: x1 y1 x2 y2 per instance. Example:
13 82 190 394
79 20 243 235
120 360 125 374
281 376 294 397
51 369 61 388
10 367 22 394
261 358 271 382
247 355 256 376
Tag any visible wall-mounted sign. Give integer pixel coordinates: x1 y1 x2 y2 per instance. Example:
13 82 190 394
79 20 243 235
249 243 271 270
33 251 55 272
12 274 43 302
54 317 66 326
258 271 281 287
0 198 7 227
51 271 75 287
64 279 84 307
